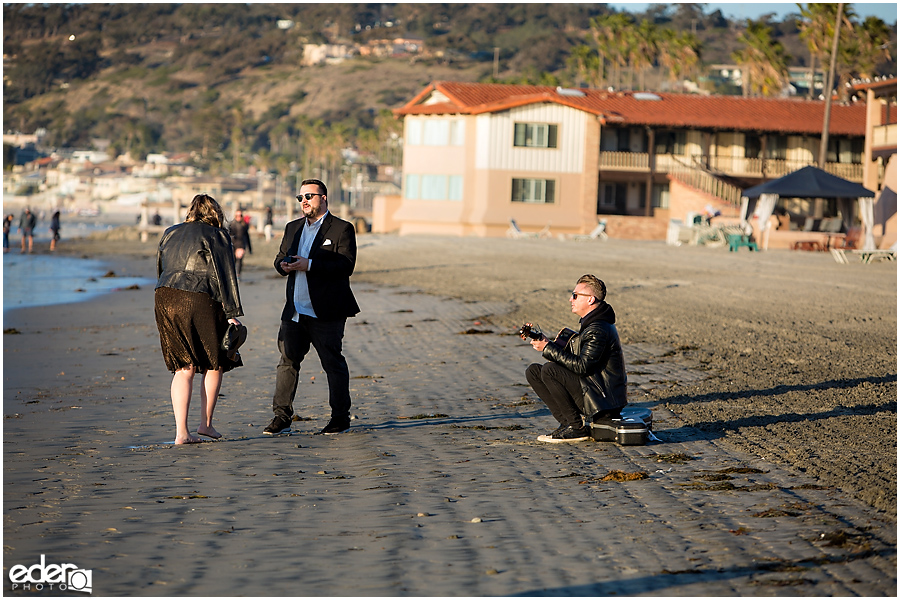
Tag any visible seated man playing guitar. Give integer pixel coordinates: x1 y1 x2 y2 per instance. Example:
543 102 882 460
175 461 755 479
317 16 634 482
520 274 628 443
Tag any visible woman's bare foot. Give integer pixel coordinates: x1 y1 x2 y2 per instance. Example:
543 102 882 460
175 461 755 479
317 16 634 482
196 425 221 440
174 434 203 445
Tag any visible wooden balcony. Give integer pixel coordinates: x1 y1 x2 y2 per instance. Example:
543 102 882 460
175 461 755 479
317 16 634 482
599 151 864 182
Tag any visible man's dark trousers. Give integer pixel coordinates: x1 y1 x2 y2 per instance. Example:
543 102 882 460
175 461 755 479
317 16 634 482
526 362 584 428
273 316 351 421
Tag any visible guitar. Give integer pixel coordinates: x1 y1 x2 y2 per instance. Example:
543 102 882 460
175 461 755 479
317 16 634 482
518 323 577 347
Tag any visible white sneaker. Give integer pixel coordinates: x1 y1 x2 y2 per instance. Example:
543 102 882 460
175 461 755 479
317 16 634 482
537 425 590 443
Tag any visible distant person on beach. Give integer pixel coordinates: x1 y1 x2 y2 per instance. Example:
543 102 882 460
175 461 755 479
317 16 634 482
264 206 274 241
521 274 627 443
229 208 252 278
18 207 36 253
3 214 13 253
152 211 162 226
264 178 360 436
154 193 244 444
49 210 61 251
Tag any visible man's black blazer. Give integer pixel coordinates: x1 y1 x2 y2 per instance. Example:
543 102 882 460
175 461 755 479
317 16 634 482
274 212 360 321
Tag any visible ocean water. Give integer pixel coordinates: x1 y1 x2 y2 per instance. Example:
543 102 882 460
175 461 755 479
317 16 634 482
3 253 153 316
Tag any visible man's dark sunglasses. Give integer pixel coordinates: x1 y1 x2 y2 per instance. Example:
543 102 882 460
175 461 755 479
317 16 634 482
297 193 323 201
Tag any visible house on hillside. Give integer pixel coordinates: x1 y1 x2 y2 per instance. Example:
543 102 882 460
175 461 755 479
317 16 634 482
378 81 876 245
300 44 354 66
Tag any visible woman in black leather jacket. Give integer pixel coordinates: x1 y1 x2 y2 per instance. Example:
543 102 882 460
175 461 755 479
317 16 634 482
154 194 244 444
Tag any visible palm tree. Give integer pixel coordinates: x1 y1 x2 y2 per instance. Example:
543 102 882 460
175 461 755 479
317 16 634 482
295 117 322 179
254 148 273 176
230 106 244 174
590 13 632 90
566 44 599 88
268 121 292 155
798 3 856 100
374 109 403 168
274 154 292 207
657 29 701 92
798 3 835 99
732 20 790 97
191 106 227 161
850 16 893 79
627 19 658 91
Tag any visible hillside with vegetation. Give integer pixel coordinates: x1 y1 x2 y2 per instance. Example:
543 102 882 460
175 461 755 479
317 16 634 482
3 3 895 174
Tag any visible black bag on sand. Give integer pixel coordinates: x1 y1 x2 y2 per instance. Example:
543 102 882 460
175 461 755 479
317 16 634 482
222 323 248 361
590 406 653 446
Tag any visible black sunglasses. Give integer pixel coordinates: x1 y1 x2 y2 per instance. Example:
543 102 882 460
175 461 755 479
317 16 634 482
297 193 323 201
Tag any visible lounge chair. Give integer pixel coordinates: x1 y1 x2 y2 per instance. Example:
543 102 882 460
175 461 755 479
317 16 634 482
507 218 551 239
564 219 608 242
831 248 897 264
721 225 758 251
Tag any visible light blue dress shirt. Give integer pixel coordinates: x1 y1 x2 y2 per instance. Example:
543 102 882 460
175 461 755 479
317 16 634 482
291 211 328 320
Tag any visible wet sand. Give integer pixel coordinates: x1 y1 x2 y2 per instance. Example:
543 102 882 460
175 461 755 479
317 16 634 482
3 229 896 595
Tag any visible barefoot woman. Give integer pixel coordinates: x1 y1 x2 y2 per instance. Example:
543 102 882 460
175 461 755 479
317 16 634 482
154 194 244 444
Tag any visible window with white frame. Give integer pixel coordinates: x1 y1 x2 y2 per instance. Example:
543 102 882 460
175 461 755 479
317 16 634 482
447 174 463 199
513 123 558 148
599 183 617 208
512 178 555 203
406 119 464 146
405 173 462 201
765 135 788 160
654 130 685 155
449 120 464 146
406 120 422 146
423 120 450 146
651 183 669 208
405 173 421 199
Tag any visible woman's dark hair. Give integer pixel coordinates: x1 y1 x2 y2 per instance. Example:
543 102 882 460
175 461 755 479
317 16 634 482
185 194 225 228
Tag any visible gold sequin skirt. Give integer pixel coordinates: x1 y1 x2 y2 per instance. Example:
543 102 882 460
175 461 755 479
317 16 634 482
154 287 242 373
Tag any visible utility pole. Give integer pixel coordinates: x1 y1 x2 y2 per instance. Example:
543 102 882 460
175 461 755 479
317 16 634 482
493 47 500 79
818 2 843 168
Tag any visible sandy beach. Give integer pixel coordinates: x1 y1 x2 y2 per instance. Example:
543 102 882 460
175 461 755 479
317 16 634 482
3 229 896 596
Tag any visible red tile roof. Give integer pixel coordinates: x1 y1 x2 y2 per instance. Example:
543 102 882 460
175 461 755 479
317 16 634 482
394 81 868 136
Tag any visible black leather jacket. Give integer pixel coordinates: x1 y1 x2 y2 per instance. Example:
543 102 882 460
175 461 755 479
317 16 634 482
156 221 243 319
543 302 628 416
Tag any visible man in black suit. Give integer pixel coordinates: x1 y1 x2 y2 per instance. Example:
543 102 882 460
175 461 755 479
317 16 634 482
264 179 360 436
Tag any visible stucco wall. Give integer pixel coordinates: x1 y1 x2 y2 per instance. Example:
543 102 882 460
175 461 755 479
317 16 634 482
603 213 670 240
371 194 402 233
667 177 742 224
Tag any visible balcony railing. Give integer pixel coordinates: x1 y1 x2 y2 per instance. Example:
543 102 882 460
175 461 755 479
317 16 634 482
599 151 864 181
598 151 649 171
668 161 743 206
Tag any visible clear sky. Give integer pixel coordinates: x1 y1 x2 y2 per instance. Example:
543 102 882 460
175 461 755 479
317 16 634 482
609 2 898 25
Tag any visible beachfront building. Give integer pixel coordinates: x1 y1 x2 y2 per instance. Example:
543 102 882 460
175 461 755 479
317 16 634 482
851 77 897 249
852 77 897 192
379 81 872 242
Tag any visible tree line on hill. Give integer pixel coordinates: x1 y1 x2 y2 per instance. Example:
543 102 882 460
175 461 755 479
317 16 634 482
3 3 895 180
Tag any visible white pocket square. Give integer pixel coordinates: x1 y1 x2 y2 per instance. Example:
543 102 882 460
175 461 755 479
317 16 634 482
322 239 332 246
